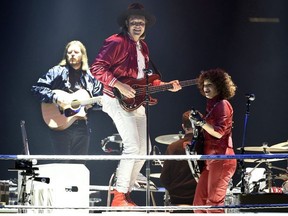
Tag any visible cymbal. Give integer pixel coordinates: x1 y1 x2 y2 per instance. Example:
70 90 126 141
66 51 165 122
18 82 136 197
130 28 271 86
155 134 184 145
238 146 288 152
244 158 285 163
271 141 288 148
150 173 161 178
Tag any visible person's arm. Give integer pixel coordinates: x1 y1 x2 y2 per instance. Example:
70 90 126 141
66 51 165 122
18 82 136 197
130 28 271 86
88 72 103 97
154 80 182 92
113 81 136 98
199 101 232 139
31 66 61 103
202 123 222 139
190 109 222 139
90 36 121 87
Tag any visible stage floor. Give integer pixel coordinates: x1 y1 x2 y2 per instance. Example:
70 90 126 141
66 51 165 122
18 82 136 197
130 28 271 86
1 211 288 215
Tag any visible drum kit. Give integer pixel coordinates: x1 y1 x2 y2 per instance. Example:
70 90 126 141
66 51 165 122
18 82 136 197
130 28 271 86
102 131 288 196
237 141 288 194
154 134 288 195
154 134 288 212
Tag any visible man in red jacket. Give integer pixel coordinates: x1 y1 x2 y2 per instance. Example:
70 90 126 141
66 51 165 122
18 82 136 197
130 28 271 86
90 3 181 206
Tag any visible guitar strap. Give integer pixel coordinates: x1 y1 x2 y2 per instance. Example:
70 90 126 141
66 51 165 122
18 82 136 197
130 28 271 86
149 59 163 79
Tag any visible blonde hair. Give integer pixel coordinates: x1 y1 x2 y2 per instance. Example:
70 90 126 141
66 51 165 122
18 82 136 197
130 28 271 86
59 40 89 71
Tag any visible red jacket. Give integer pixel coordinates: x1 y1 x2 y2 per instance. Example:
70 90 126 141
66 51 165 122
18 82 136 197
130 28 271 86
203 97 234 155
90 33 150 97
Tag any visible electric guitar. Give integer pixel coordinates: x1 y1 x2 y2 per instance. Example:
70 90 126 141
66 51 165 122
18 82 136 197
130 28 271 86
112 74 198 111
41 89 102 130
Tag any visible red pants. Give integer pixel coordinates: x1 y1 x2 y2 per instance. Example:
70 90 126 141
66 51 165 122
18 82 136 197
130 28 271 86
193 148 237 213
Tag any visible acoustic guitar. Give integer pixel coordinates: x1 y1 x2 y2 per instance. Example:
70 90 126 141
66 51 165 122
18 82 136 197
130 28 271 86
41 89 102 130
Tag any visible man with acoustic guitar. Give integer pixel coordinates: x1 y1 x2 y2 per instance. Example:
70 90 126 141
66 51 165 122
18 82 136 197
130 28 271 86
90 3 181 206
31 40 102 163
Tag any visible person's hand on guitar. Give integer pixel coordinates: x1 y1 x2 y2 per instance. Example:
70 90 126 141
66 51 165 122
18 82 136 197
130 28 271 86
189 109 206 127
182 140 191 150
114 81 136 98
161 80 182 92
52 93 71 107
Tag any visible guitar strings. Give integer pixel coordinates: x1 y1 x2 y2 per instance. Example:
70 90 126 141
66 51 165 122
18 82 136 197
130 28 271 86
133 79 198 96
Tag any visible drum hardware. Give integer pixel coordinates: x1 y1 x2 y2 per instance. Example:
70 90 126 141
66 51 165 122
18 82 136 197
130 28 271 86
250 178 266 193
150 173 161 178
237 144 288 192
236 161 272 194
152 145 164 167
282 181 288 193
265 163 288 193
244 162 288 193
101 133 123 153
155 132 184 145
275 173 288 181
269 165 288 173
236 161 262 192
152 160 164 166
264 161 278 193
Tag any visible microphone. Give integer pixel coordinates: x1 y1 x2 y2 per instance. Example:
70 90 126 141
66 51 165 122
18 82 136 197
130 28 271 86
245 93 256 101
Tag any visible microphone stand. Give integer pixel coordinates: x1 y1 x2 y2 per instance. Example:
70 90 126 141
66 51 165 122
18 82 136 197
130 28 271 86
239 96 254 194
143 69 152 210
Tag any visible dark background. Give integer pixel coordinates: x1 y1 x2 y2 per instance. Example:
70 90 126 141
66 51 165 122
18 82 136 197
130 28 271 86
1 0 287 206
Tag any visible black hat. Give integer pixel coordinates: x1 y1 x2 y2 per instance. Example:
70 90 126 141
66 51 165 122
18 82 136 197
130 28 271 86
117 3 156 27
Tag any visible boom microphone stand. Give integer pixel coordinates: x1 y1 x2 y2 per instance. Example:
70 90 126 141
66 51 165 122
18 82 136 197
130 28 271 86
239 94 255 193
143 68 152 209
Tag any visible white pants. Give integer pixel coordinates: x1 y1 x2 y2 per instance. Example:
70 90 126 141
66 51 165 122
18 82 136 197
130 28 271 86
102 94 151 193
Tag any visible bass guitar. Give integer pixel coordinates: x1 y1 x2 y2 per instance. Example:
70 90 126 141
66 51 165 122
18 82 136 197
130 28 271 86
41 89 102 130
113 74 198 111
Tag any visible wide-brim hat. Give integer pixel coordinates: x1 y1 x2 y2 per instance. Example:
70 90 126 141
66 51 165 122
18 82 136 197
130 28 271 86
117 3 156 27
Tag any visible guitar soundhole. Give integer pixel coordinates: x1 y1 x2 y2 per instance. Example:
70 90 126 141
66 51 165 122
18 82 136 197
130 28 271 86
64 108 79 117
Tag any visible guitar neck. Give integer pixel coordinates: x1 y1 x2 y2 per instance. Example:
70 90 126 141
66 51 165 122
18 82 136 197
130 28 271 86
148 79 198 94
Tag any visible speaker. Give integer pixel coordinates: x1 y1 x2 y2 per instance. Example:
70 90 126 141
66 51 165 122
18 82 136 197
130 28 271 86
18 163 89 213
239 193 288 212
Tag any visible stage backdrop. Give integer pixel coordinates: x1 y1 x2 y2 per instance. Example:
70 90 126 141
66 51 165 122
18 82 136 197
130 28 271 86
1 0 287 206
